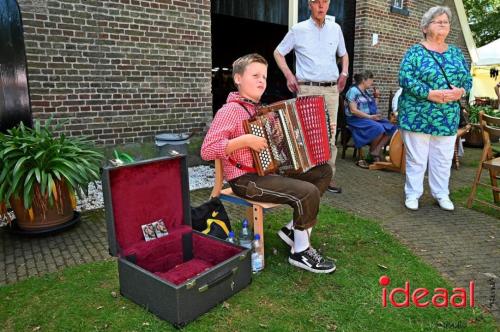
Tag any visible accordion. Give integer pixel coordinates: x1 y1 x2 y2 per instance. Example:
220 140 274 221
243 95 331 176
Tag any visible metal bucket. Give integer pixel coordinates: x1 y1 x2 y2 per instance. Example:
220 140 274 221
155 133 191 156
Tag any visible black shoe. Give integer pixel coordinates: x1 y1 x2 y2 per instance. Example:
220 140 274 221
327 185 342 194
278 227 294 247
288 247 336 274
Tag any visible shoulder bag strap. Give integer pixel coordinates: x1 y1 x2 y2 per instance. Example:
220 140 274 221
419 43 452 89
420 43 466 120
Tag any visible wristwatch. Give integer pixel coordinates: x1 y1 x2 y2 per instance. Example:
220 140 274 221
341 72 349 77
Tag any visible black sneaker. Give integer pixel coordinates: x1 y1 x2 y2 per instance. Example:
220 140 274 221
288 247 336 274
278 226 294 247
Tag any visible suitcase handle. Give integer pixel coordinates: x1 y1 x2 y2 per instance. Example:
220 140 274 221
198 267 238 293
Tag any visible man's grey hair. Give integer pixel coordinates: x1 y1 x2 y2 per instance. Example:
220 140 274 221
420 6 452 30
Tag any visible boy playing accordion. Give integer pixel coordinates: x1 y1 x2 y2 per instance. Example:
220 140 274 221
201 53 335 274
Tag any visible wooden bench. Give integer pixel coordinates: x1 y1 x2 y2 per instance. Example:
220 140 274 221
210 160 282 268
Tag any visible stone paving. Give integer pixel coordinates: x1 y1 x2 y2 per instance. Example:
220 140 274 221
0 148 498 322
324 154 499 322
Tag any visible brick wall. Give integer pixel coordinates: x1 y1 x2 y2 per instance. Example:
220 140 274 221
18 0 212 145
353 0 470 114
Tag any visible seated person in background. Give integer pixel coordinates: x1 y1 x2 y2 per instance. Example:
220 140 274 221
201 53 335 274
345 70 397 163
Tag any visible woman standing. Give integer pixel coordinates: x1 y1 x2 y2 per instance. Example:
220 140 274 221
398 6 472 211
345 70 397 166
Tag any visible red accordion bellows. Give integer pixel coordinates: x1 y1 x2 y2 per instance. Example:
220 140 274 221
295 95 331 166
243 95 331 176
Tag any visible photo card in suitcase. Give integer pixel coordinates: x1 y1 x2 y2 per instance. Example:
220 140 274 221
102 156 252 328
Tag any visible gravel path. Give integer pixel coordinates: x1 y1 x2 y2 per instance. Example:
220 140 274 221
75 165 216 212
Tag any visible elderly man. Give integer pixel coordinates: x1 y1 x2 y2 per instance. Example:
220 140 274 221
274 0 349 194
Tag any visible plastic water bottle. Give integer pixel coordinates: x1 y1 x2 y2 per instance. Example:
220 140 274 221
227 231 237 245
239 219 252 249
251 234 263 273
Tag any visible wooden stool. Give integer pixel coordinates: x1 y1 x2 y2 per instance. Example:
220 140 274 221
210 160 282 268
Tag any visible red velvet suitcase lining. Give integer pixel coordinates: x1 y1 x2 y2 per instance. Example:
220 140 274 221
108 158 242 285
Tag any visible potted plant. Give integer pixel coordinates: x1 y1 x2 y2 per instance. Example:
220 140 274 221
464 105 500 148
0 119 103 231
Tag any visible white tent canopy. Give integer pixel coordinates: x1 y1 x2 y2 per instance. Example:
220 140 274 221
475 39 500 66
448 1 498 99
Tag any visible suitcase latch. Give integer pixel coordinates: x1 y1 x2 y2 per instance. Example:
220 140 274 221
185 280 196 290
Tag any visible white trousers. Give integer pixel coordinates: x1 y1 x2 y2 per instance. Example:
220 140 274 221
401 130 456 200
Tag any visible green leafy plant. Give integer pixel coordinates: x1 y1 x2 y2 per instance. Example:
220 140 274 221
0 119 103 221
467 105 500 124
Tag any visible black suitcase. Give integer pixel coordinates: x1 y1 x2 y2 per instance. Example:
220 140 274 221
102 156 252 328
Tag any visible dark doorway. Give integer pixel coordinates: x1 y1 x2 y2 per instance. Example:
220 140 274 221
298 0 356 86
211 1 357 114
211 1 293 113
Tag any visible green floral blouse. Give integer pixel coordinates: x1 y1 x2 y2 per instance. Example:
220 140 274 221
398 44 472 136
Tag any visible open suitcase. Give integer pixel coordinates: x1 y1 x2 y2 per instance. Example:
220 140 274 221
102 156 252 327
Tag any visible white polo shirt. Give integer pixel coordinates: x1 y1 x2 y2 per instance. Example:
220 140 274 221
276 15 347 82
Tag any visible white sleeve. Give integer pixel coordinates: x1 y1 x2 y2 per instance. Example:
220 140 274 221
336 26 347 57
276 30 295 56
392 88 402 112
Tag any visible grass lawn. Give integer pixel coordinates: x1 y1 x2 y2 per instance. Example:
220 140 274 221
0 205 497 332
451 186 500 219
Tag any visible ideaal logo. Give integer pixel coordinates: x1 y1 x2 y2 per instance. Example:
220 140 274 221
379 276 475 308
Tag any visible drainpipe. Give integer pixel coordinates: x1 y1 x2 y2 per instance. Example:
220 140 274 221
289 0 299 28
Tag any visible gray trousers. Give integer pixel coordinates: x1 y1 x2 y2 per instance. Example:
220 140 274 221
229 164 332 230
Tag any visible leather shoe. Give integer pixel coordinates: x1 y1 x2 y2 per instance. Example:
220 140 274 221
327 186 342 194
405 198 419 210
437 196 454 211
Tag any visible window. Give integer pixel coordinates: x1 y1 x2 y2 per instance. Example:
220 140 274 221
390 0 409 16
392 0 404 9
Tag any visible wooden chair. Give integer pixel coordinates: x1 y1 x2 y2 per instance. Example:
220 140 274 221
453 124 472 169
466 112 500 210
210 160 282 268
387 90 395 123
383 90 397 156
339 95 363 160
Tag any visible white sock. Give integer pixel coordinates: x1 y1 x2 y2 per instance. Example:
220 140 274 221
293 228 311 253
285 220 293 230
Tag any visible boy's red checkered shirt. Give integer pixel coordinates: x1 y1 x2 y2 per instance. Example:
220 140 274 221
201 92 258 181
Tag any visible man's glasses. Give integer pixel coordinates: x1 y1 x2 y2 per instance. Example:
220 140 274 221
430 20 450 26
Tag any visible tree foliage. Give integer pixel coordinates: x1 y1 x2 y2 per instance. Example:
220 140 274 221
462 0 500 47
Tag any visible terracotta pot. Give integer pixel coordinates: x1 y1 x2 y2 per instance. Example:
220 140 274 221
10 181 74 231
463 124 483 148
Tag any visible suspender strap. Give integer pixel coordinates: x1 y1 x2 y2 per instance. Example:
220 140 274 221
227 100 258 173
228 157 257 173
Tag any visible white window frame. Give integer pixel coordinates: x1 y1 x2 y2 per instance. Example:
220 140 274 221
392 0 404 9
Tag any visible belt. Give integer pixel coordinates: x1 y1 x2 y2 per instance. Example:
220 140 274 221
299 81 337 87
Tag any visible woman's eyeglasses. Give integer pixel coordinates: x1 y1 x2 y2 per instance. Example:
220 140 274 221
430 20 450 26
